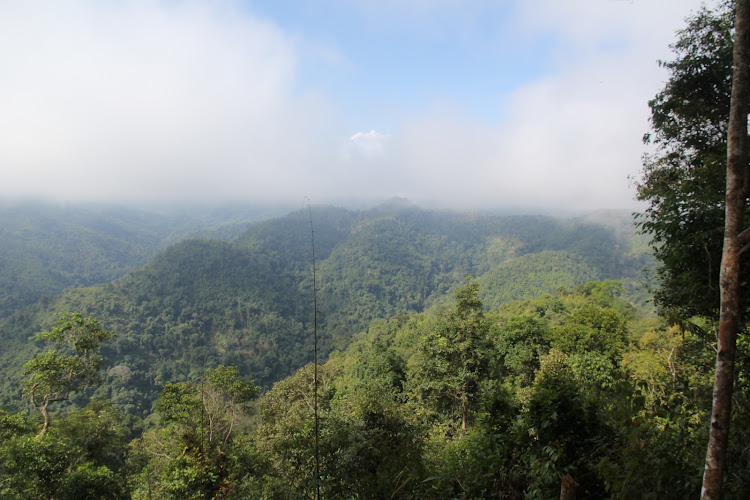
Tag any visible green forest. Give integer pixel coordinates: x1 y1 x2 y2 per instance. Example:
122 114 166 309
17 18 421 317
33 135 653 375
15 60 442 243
2 2 750 499
1 279 745 498
0 203 649 415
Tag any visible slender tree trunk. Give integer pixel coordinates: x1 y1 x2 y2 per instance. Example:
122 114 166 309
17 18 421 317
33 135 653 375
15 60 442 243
701 1 750 497
38 403 49 436
461 396 467 430
560 474 578 500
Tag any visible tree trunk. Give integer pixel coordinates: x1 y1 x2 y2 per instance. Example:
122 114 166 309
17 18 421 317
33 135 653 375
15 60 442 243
38 403 49 436
560 474 578 500
461 394 467 430
701 1 750 497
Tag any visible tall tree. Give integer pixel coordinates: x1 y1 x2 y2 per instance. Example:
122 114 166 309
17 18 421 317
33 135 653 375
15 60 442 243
702 0 750 496
408 278 490 431
22 313 113 435
636 2 736 321
131 365 257 499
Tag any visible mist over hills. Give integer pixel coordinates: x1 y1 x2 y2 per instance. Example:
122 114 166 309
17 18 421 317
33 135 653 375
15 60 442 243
0 201 294 319
0 200 651 415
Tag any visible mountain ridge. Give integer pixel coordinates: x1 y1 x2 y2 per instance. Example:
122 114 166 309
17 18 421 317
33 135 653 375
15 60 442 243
0 202 652 415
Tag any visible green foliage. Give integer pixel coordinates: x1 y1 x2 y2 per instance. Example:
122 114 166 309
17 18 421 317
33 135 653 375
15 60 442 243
0 401 128 500
0 199 702 497
493 315 550 384
0 204 649 417
550 304 628 361
129 365 257 499
418 387 524 499
251 362 338 498
22 313 113 434
252 353 425 499
2 279 746 497
0 202 285 321
0 433 76 499
480 251 599 308
154 382 201 428
326 386 425 499
407 278 491 431
636 1 744 320
0 409 30 440
523 369 613 498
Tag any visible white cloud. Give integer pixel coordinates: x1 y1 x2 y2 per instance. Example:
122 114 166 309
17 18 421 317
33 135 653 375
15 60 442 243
349 130 389 156
0 1 337 203
492 50 657 210
0 0 715 211
512 0 705 50
341 0 710 210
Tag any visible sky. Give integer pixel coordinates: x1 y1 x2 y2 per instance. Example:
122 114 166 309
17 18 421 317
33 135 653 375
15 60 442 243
0 0 709 212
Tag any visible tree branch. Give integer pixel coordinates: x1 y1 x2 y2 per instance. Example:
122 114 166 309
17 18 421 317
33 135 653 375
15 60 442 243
737 225 750 246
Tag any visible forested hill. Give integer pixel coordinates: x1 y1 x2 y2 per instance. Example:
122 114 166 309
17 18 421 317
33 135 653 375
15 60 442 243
0 202 651 415
0 202 290 320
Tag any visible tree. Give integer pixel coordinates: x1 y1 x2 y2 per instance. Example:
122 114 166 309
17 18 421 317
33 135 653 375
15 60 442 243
636 1 736 321
22 313 113 435
131 365 258 499
636 1 750 495
494 315 550 385
251 362 339 499
408 277 490 431
0 401 128 500
200 365 258 450
702 0 750 496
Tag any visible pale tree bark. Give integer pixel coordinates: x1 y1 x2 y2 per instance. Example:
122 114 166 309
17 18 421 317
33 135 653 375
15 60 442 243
701 0 750 497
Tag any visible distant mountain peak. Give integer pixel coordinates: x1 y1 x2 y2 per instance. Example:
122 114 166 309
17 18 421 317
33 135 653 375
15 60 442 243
372 197 417 212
